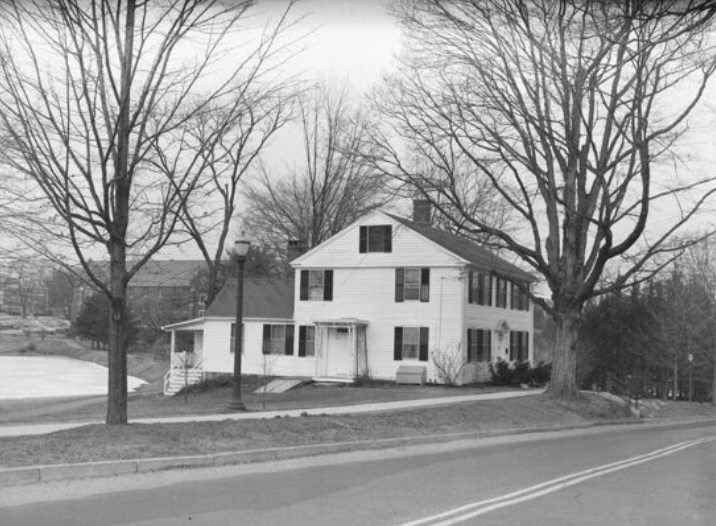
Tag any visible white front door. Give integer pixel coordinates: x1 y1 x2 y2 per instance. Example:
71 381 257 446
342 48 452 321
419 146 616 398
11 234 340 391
325 328 352 377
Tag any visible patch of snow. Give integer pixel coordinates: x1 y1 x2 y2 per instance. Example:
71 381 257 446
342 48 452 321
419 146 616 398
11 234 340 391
0 356 146 399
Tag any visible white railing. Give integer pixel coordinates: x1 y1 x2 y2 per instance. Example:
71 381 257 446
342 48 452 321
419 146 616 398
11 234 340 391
164 352 204 395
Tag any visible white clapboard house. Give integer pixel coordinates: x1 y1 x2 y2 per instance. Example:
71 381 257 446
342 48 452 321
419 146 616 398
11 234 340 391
162 201 535 394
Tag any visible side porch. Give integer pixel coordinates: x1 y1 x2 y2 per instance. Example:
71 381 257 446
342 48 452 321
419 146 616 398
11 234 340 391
162 318 205 395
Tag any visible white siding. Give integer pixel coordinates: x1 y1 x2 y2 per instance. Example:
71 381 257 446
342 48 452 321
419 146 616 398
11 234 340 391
200 318 316 378
294 212 465 269
463 277 535 382
294 266 465 382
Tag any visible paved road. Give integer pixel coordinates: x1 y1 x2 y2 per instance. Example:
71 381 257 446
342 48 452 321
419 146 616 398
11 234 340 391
1 420 714 525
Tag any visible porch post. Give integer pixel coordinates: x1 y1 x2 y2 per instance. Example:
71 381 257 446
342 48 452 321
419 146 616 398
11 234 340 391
170 330 176 367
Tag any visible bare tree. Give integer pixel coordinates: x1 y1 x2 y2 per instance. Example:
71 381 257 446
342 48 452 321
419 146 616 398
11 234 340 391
159 6 299 305
0 0 295 424
243 83 390 256
372 0 716 400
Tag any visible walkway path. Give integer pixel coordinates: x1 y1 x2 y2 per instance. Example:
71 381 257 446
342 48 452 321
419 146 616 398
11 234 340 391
0 389 542 438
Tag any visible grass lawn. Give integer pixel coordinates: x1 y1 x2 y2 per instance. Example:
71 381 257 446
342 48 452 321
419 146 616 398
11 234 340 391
0 378 520 424
0 393 635 468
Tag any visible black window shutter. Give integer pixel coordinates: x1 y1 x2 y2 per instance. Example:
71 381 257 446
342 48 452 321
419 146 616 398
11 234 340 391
359 226 367 253
298 325 307 357
509 332 516 361
468 271 474 304
486 275 493 306
284 325 295 355
395 268 404 302
419 327 429 362
262 324 271 355
299 270 308 301
393 327 403 361
420 268 430 302
486 330 492 361
466 328 473 362
383 225 392 252
323 270 333 301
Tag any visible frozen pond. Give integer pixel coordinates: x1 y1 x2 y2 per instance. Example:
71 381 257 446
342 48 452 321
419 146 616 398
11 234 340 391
0 356 146 399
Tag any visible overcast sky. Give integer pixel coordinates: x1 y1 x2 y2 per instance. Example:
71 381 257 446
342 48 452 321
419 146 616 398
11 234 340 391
261 0 401 91
172 0 403 259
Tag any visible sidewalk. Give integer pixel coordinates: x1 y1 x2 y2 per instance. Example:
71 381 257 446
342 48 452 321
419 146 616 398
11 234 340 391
0 389 542 438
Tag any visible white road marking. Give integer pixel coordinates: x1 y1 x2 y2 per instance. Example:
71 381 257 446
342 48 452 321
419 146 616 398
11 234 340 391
396 435 716 526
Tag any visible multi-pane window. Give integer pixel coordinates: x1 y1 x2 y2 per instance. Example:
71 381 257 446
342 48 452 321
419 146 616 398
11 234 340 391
510 282 530 311
404 269 421 300
229 322 245 354
467 329 491 363
402 327 420 359
509 331 529 362
394 326 429 361
298 325 315 357
495 277 508 308
468 271 492 306
299 270 333 301
262 324 295 355
308 270 324 300
359 225 392 253
395 268 430 302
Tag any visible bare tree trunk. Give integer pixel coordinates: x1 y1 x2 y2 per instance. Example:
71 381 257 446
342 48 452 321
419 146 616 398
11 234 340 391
107 240 129 424
673 357 679 401
546 310 581 400
105 0 135 426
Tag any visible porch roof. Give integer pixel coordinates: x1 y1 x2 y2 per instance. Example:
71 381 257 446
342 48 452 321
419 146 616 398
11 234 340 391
206 277 294 319
313 318 369 327
162 318 205 331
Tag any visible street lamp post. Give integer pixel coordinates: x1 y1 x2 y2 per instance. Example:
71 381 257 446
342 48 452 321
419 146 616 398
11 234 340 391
688 353 694 403
227 238 250 412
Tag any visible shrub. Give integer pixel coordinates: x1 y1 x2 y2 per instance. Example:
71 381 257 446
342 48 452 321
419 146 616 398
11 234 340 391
512 361 532 385
489 359 515 385
431 345 466 387
530 361 552 386
489 359 552 386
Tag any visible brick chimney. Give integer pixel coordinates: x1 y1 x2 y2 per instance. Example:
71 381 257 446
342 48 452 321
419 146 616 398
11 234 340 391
412 199 431 225
287 239 307 261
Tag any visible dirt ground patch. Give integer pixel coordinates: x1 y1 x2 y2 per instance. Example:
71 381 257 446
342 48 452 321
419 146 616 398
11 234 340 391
0 394 634 468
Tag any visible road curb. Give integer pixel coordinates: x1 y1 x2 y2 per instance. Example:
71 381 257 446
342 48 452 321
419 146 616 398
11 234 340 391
0 418 650 487
3 416 714 487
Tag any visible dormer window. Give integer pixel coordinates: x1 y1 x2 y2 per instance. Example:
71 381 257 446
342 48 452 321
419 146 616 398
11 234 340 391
359 225 392 253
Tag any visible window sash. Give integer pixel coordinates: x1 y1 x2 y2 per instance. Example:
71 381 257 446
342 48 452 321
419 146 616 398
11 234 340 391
270 325 286 355
368 225 383 252
509 331 529 361
404 268 420 300
308 270 324 300
305 326 315 356
496 278 508 308
402 327 420 359
468 329 491 362
365 225 391 252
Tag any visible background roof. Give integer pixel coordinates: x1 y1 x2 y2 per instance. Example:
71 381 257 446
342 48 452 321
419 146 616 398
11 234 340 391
129 260 205 288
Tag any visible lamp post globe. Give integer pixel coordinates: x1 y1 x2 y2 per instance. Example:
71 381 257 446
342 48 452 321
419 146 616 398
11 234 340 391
227 238 250 411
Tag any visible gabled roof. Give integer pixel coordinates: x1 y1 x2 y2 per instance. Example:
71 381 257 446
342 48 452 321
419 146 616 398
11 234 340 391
386 214 535 282
206 277 294 319
129 260 205 288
